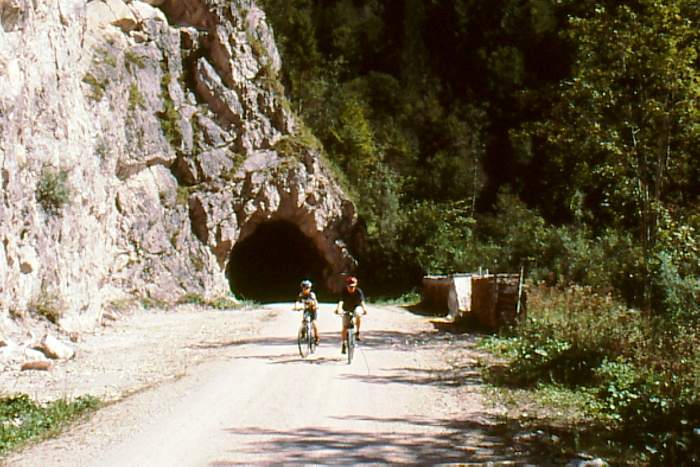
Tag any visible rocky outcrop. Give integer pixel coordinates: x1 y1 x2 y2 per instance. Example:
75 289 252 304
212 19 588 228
0 0 357 347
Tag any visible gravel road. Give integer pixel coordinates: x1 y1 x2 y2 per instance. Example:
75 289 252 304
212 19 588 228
3 302 528 466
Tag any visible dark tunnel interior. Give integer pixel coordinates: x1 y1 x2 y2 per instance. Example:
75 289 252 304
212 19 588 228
227 220 331 302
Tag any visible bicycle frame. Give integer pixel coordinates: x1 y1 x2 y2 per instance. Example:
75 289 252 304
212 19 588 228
340 310 356 364
298 309 315 358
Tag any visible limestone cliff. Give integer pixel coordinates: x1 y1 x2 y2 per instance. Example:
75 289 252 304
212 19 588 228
0 0 357 341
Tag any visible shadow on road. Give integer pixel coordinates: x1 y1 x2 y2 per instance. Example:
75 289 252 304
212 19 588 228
342 364 484 388
190 327 480 353
209 413 556 466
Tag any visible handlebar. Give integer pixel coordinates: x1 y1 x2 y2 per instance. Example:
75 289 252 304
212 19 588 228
335 309 367 316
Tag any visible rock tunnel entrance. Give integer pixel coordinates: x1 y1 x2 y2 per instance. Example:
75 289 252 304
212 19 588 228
227 220 331 302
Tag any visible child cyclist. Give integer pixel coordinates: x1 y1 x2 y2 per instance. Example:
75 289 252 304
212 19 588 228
295 279 319 344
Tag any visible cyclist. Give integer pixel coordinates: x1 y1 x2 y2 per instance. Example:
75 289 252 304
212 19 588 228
335 276 368 354
295 279 319 345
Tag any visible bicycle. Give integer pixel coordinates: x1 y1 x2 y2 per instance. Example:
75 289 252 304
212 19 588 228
297 309 316 358
338 310 357 364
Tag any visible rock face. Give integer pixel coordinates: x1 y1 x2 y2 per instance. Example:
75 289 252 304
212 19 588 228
0 0 357 338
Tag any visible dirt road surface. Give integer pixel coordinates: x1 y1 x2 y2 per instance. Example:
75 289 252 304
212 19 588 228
3 303 527 466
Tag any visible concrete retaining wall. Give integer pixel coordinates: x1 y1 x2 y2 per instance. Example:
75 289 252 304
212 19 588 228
421 272 526 330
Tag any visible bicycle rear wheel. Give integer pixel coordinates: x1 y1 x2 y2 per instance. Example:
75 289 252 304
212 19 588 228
298 327 310 358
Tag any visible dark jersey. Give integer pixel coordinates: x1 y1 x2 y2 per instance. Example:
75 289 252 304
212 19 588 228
341 287 365 312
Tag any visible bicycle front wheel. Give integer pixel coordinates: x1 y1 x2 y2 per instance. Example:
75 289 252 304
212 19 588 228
298 327 310 358
307 323 315 354
347 329 354 364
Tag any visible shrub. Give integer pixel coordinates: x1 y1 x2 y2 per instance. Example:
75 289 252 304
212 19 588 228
36 168 71 215
32 293 63 324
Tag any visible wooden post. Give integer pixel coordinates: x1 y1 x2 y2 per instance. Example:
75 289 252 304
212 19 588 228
516 265 524 316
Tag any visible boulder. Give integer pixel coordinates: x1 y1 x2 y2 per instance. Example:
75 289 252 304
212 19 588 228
87 0 137 32
38 334 75 360
21 360 52 371
128 1 167 24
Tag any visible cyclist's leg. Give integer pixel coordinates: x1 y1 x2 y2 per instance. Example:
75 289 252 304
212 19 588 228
355 310 362 339
312 321 319 342
310 310 319 342
341 314 351 353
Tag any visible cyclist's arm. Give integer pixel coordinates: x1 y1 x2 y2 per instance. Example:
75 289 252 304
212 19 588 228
360 301 369 315
335 300 343 313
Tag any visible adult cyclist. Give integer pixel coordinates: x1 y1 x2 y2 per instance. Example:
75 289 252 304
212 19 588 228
295 279 319 344
335 276 368 354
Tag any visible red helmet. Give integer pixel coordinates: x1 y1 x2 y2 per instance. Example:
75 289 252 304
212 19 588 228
345 276 358 286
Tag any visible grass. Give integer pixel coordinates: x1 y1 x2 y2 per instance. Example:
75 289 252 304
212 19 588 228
176 185 193 206
0 394 101 456
95 47 117 68
220 152 247 181
369 290 421 306
128 83 146 110
140 297 169 310
177 293 253 311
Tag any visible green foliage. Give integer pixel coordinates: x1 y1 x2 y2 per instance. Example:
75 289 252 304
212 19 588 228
220 152 247 182
483 284 700 464
140 297 169 310
95 47 117 68
208 295 240 310
124 50 146 70
128 83 146 110
107 298 136 312
492 286 631 387
176 293 242 310
261 0 699 298
402 200 477 275
261 0 487 290
36 168 71 216
178 293 205 305
0 394 100 456
176 185 193 206
158 73 182 148
82 73 105 101
526 0 700 309
260 2 700 460
272 123 321 160
369 290 421 306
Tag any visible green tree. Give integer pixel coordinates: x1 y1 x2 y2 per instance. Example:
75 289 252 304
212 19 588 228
529 0 700 308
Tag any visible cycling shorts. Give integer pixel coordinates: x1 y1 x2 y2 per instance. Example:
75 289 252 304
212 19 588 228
304 309 317 321
341 312 356 329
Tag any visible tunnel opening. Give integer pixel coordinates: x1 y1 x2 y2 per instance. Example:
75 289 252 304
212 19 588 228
227 220 331 302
